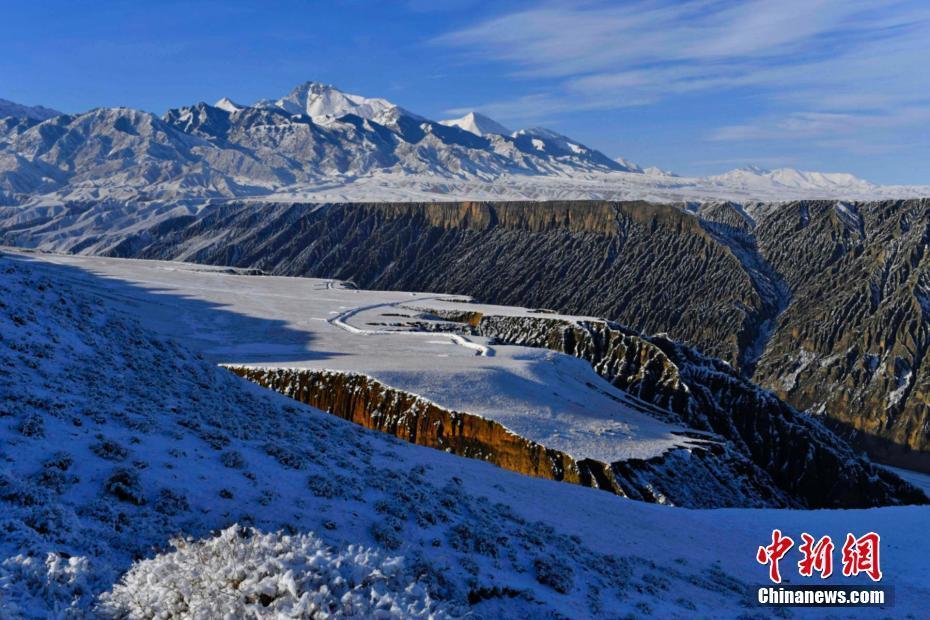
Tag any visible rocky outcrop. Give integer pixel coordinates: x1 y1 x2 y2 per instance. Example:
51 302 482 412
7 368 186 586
423 311 926 508
225 366 794 508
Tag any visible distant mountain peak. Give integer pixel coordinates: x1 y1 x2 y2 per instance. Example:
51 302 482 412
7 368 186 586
615 157 644 174
711 166 875 192
214 97 244 113
272 81 419 125
440 111 511 137
0 98 61 121
735 164 771 174
643 166 678 177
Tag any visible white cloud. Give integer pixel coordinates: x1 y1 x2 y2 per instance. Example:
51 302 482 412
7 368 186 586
434 0 930 149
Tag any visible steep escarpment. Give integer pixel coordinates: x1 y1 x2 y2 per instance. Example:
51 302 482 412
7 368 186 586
422 311 924 508
225 366 791 509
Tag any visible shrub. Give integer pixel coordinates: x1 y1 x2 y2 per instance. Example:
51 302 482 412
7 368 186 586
100 525 449 618
104 468 145 505
534 556 574 594
91 439 128 461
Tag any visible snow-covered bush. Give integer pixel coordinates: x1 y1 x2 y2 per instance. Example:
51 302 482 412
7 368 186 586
0 552 96 618
99 525 451 619
103 468 145 505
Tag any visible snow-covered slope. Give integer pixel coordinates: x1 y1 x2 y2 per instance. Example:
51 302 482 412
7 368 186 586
2 249 930 617
0 252 707 466
5 249 920 509
512 127 630 171
0 98 60 121
213 96 244 113
440 111 511 137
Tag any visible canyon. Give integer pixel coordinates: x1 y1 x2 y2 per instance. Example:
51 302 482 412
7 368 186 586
17 198 926 471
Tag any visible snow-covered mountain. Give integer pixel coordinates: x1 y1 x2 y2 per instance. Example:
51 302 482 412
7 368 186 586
0 81 927 205
0 97 61 121
0 82 637 203
710 165 879 194
440 111 511 137
266 80 419 126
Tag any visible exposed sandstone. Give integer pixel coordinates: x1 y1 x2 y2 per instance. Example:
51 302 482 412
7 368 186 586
226 366 792 508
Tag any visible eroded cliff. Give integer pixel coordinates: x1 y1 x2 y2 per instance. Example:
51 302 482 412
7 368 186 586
225 366 793 509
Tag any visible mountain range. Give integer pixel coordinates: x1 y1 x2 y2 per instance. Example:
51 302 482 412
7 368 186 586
1 81 927 204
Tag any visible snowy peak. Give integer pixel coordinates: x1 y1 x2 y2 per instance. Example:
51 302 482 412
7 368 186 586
214 97 244 113
440 111 511 137
644 166 678 177
0 98 61 121
272 81 416 125
615 157 644 173
712 166 876 193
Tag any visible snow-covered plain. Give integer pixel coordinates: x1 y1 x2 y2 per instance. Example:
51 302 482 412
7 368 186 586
2 249 929 617
7 251 695 464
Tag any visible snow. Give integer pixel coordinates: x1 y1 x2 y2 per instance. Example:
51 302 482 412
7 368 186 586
99 525 447 618
214 97 244 113
887 368 913 408
254 168 929 204
439 112 511 137
531 138 545 151
834 200 864 232
1 249 929 617
780 349 817 392
9 251 696 464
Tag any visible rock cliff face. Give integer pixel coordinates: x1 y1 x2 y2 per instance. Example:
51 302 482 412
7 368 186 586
750 199 930 470
419 311 925 509
8 198 930 470
225 366 794 509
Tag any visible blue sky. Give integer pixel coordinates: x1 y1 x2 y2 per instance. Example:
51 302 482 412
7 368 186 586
1 0 928 183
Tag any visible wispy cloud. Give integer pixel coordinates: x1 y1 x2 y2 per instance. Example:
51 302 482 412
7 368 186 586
434 0 930 151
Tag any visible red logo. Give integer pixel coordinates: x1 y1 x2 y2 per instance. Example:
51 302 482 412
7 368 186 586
841 532 882 582
758 530 881 583
756 529 794 584
797 533 834 579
